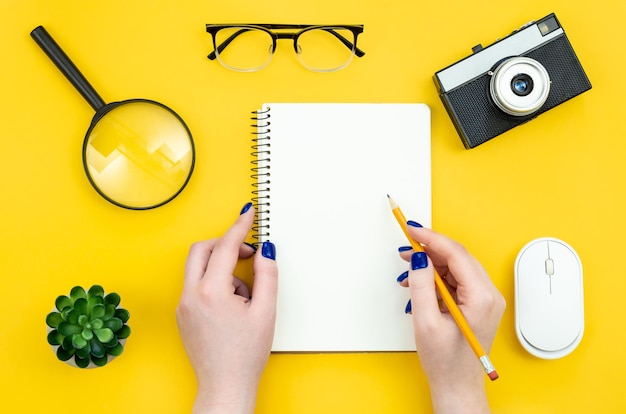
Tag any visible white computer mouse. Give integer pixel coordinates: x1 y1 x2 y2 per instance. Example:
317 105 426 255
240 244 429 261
514 237 584 359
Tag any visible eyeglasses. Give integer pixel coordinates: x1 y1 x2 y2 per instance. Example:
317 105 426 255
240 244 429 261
205 24 365 72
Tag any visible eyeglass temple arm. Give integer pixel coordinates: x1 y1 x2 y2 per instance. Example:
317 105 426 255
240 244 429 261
322 28 365 57
207 28 365 60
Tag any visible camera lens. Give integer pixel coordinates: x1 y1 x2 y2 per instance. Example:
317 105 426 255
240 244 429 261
489 57 550 116
511 74 534 96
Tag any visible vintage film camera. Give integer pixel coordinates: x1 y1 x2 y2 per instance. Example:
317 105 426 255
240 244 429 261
433 13 592 149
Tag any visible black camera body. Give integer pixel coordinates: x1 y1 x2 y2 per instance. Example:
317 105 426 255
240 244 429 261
433 13 592 149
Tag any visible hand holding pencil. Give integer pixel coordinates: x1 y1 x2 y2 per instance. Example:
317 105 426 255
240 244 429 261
388 196 505 409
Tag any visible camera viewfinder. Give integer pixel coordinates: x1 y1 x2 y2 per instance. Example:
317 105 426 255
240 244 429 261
538 16 560 36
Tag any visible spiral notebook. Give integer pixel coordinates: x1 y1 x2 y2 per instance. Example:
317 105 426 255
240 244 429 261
252 103 431 352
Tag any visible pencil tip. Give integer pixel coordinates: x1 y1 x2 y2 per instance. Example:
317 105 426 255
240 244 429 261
387 194 398 209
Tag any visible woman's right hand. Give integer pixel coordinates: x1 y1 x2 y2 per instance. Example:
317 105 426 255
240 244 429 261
397 223 506 414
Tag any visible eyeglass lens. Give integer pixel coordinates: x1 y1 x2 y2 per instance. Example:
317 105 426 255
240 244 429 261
297 27 356 71
214 28 274 71
213 26 357 72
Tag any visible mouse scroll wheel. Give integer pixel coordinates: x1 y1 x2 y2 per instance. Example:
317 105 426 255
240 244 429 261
545 258 555 275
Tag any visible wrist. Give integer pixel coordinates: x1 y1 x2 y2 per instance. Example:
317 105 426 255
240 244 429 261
193 381 259 414
429 379 489 414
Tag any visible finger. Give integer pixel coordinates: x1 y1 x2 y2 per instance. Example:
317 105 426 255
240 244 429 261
231 244 256 299
203 203 256 287
407 251 443 327
397 246 412 288
405 225 489 288
183 239 218 288
398 245 413 262
250 241 279 315
396 270 409 287
240 242 257 259
233 276 251 299
184 240 255 287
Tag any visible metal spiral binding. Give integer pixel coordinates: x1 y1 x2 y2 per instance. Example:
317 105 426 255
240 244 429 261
251 107 271 242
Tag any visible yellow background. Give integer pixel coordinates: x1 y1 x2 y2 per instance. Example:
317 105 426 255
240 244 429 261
1 0 624 412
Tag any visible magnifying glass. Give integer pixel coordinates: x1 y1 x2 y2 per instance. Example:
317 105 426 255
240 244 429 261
31 26 195 210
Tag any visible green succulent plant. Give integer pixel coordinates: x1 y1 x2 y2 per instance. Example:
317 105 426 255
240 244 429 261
46 285 131 368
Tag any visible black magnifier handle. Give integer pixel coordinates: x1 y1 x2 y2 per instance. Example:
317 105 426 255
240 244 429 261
31 25 106 112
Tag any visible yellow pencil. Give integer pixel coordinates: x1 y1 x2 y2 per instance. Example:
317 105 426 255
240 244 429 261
387 195 499 381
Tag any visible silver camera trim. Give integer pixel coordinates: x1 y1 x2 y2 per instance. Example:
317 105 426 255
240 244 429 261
435 22 564 93
489 57 551 116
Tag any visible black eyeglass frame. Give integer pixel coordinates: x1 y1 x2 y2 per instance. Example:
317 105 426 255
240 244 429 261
205 24 365 67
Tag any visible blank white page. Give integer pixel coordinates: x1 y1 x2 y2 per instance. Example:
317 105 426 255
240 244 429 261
256 103 431 352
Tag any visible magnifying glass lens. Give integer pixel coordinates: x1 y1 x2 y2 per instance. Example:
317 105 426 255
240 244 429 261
84 101 194 209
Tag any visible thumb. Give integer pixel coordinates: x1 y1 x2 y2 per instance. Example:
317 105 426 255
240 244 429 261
408 252 441 328
250 241 279 314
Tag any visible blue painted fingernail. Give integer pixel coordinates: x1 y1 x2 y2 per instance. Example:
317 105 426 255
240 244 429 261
261 241 276 260
407 220 423 228
396 271 409 283
405 299 412 314
240 202 253 215
398 245 412 252
411 252 428 270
